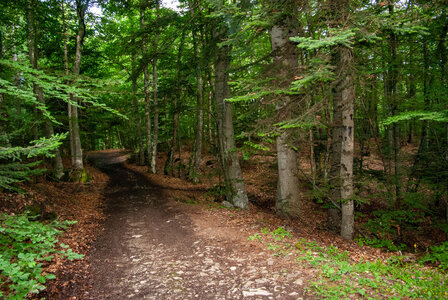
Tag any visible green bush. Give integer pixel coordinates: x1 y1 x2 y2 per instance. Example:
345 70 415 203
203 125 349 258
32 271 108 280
356 236 406 252
420 241 448 270
0 213 83 299
357 210 423 251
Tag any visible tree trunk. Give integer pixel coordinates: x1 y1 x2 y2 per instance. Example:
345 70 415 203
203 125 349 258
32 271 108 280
188 0 203 182
385 2 402 206
150 3 160 174
309 128 316 189
62 0 75 166
208 89 213 148
69 0 89 175
168 28 185 176
140 5 152 170
129 31 145 165
327 0 355 240
214 31 248 209
116 128 123 148
132 57 144 165
27 0 64 179
0 30 7 147
330 45 355 240
150 56 159 173
269 23 301 218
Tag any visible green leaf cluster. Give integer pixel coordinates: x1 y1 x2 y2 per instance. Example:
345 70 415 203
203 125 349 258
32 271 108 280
0 134 67 191
291 29 356 50
420 241 448 270
0 213 83 299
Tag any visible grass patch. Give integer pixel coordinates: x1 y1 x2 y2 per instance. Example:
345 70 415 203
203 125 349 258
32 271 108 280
248 228 448 299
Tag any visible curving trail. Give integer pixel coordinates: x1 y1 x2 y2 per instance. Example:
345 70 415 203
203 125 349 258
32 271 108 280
87 152 307 300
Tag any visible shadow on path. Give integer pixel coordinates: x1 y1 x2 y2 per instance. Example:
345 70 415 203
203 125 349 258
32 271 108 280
88 152 195 299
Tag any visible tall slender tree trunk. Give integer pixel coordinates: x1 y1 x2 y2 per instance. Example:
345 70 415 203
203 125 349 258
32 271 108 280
131 53 145 165
150 56 159 173
188 0 203 182
168 29 185 176
330 45 355 240
269 23 301 218
140 5 152 170
326 0 356 240
150 1 160 174
62 0 74 166
27 0 64 179
68 0 89 176
0 30 6 146
214 30 248 209
387 3 402 206
207 89 213 148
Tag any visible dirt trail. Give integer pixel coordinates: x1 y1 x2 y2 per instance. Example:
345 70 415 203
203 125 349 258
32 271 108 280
87 152 308 299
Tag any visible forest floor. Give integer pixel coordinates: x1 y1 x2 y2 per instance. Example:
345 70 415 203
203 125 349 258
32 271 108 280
38 149 395 299
3 149 444 299
52 150 314 299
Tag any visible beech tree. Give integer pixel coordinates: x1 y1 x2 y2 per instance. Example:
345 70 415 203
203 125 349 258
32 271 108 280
268 0 301 218
68 0 89 179
212 0 249 209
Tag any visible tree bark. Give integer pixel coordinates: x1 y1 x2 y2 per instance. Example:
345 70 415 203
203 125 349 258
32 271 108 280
62 0 75 166
131 53 145 165
167 28 185 176
384 2 402 206
140 5 152 170
150 1 160 174
0 30 6 146
69 0 89 174
27 0 64 179
330 45 355 240
327 0 355 240
214 30 248 209
188 0 203 182
269 23 301 218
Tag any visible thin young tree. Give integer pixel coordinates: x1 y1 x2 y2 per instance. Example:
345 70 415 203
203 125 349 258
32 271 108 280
68 0 90 178
188 0 204 183
150 0 160 174
26 0 64 180
140 1 152 170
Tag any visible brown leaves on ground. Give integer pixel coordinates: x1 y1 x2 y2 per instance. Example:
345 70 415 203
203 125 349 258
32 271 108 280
128 149 395 267
0 160 108 299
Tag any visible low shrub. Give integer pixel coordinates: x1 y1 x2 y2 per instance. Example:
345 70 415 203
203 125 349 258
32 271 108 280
0 213 83 299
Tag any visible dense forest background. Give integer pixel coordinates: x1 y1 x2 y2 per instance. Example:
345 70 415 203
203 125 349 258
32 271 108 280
1 0 448 297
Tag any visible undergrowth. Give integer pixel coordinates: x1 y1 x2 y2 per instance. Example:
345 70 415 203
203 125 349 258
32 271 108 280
249 227 448 299
0 213 83 299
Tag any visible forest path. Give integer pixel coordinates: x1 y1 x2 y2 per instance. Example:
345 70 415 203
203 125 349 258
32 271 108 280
87 151 307 300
